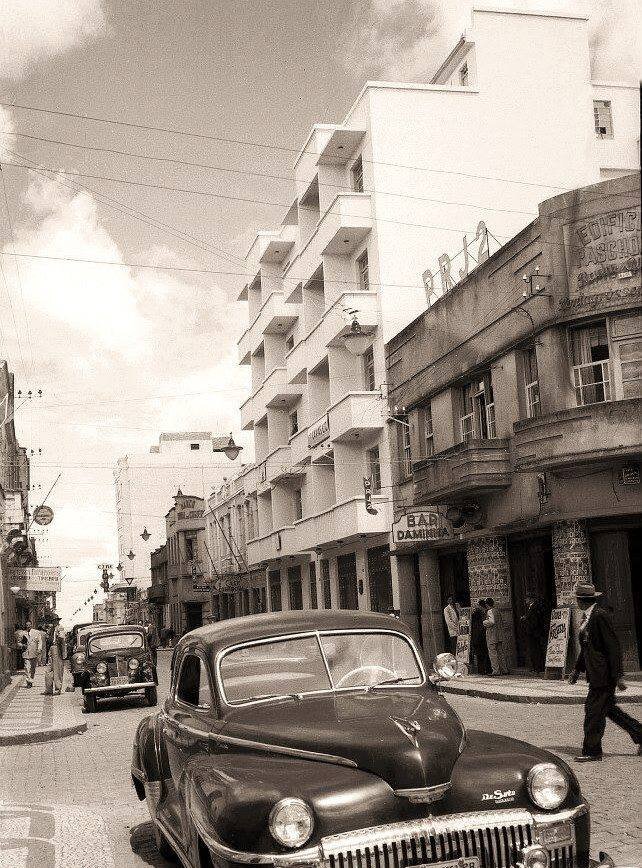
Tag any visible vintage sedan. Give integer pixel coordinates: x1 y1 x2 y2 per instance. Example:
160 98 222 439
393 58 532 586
81 624 157 713
69 623 98 687
131 611 614 868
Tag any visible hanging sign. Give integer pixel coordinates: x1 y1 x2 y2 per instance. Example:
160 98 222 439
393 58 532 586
455 607 471 672
545 607 572 670
9 566 61 592
33 505 54 526
308 414 330 449
392 510 443 544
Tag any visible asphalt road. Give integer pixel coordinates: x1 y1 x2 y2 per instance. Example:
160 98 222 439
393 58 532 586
0 650 640 867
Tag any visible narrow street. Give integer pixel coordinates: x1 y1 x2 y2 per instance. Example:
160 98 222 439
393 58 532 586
1 654 640 868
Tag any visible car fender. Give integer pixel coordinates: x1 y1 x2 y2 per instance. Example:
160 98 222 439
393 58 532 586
184 752 405 855
132 715 165 795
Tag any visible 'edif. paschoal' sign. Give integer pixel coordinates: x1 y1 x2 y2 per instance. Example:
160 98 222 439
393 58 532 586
392 511 441 544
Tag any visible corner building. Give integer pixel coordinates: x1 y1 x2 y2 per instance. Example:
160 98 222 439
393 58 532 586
386 173 641 668
236 7 639 623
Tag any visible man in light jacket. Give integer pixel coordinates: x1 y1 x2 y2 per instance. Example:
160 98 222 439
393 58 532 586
23 620 42 688
483 598 508 676
443 596 460 654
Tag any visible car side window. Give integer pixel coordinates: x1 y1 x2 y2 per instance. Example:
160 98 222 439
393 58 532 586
176 653 211 709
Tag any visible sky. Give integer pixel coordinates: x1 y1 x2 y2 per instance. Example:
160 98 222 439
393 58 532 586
0 0 639 625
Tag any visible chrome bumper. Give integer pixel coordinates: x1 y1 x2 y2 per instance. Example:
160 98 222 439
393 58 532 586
84 681 155 694
192 803 588 867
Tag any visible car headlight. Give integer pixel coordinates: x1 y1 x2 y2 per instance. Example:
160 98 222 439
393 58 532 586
433 652 458 679
128 658 140 670
527 763 568 810
269 798 314 848
96 662 107 674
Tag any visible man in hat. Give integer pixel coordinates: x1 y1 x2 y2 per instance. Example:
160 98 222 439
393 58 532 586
568 582 641 761
43 614 67 695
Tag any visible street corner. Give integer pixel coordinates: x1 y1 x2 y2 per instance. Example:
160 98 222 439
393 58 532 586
0 803 115 868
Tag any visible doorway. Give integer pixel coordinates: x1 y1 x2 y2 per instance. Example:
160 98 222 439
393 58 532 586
438 550 469 650
184 603 203 632
367 545 394 613
337 553 358 609
508 535 555 667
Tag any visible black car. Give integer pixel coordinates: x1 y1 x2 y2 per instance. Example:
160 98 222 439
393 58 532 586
131 610 615 868
81 624 157 713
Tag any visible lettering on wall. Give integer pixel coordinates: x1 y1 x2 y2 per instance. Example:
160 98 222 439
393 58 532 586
422 221 491 303
563 206 641 296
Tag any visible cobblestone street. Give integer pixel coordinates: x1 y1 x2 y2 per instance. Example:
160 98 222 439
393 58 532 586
0 654 640 867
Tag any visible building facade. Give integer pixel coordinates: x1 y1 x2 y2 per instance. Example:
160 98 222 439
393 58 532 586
386 173 641 668
235 7 639 618
114 432 243 591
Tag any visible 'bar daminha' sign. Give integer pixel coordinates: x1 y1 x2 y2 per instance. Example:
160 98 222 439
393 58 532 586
393 511 442 544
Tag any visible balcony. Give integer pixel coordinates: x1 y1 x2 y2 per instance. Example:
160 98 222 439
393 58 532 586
329 392 384 443
413 439 512 503
295 495 391 551
259 224 297 265
318 193 372 256
513 398 642 473
317 127 366 166
238 292 298 363
246 525 296 566
264 445 293 484
286 335 307 384
147 581 167 603
241 367 304 430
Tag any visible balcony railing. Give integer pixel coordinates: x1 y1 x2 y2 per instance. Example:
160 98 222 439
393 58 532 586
413 439 512 503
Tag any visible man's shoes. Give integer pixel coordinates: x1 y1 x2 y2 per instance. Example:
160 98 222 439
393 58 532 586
574 754 603 762
23 682 32 688
637 745 642 756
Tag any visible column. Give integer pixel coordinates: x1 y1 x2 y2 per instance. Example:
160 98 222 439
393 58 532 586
418 550 442 663
466 535 516 668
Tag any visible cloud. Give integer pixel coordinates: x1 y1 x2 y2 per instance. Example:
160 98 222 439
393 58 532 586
0 0 106 80
341 0 642 81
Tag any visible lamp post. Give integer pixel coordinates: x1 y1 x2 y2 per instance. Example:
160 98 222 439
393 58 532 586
216 434 242 461
343 314 372 356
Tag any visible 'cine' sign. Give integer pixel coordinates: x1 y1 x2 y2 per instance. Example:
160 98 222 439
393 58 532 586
392 511 441 544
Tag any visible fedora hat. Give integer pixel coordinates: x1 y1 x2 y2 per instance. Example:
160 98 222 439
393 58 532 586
574 582 602 599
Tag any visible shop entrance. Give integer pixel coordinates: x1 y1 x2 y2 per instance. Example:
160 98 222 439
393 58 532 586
337 553 358 609
184 602 203 632
590 526 641 670
367 545 394 613
438 550 469 650
508 535 555 668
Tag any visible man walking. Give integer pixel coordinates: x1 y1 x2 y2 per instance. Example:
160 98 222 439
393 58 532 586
484 597 508 676
443 596 459 654
568 583 641 761
44 615 67 695
471 600 490 675
145 619 159 667
23 621 42 688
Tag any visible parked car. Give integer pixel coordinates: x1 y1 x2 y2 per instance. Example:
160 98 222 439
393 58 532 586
66 621 92 659
81 624 157 713
68 624 98 687
131 610 615 868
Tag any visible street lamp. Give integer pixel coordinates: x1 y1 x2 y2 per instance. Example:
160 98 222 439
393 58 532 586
216 434 242 461
140 527 151 542
343 316 371 356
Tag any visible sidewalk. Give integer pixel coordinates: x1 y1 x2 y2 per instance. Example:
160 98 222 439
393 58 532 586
0 668 87 745
441 673 642 704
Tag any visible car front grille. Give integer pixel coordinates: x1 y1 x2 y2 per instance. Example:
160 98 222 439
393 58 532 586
104 656 129 677
321 809 575 868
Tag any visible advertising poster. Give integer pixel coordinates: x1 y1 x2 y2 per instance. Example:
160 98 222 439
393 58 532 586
545 607 572 670
455 607 472 672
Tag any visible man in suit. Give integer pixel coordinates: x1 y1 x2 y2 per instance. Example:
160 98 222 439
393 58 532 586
23 621 42 688
568 582 642 761
521 595 546 674
483 597 509 676
443 596 459 655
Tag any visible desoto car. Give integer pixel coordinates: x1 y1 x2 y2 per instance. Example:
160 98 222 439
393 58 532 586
69 623 97 687
81 624 157 713
131 611 615 868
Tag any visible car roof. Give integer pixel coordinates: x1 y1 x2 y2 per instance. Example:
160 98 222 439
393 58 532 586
178 610 416 657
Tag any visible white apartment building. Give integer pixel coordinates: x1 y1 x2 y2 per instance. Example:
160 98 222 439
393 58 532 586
114 432 242 590
235 6 640 625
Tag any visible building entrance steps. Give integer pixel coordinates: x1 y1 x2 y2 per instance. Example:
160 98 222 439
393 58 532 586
0 668 87 745
440 672 642 705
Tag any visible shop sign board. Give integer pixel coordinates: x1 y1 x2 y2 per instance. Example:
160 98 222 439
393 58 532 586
308 414 330 449
10 566 61 593
33 505 54 526
192 579 211 593
545 607 572 670
455 607 471 670
392 511 442 544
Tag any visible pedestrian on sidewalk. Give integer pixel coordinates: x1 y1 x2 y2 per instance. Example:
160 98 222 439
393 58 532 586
22 621 42 688
43 615 67 695
14 626 27 671
568 583 642 762
484 598 509 676
443 596 460 655
471 600 491 675
521 594 546 674
145 619 159 667
37 622 49 666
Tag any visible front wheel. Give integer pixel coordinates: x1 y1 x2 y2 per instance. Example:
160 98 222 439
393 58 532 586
153 823 176 861
83 693 97 714
145 686 158 706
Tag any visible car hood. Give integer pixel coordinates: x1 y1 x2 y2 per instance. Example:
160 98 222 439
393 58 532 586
222 689 463 790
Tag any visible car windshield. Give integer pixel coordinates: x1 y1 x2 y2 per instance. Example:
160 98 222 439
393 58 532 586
219 631 423 704
76 627 93 646
88 632 143 653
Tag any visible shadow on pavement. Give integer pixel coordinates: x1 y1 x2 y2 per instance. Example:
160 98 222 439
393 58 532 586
130 821 176 866
546 744 635 758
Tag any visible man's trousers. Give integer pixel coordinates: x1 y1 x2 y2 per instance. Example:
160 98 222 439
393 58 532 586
582 683 642 756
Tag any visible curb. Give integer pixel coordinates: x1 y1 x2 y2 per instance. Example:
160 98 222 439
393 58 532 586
0 676 23 716
441 683 642 705
0 720 87 746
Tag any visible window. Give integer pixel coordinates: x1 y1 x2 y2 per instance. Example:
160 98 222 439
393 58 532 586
570 322 611 405
185 535 196 562
309 562 317 609
190 443 200 450
523 346 541 419
288 565 303 610
363 345 376 391
177 653 211 708
460 383 474 442
460 373 495 441
293 487 303 521
351 155 364 192
357 250 370 291
423 402 434 456
285 334 295 353
459 62 469 86
618 339 642 398
321 559 331 609
289 409 299 437
398 415 412 477
593 100 613 138
367 446 382 494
